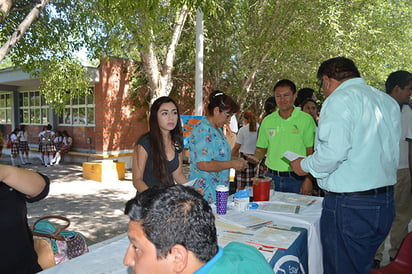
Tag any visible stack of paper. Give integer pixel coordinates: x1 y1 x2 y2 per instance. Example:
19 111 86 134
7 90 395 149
216 224 302 262
218 211 272 229
255 202 301 214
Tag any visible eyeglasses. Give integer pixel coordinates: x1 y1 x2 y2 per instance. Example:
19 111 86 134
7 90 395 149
222 111 232 118
317 78 323 89
317 78 324 94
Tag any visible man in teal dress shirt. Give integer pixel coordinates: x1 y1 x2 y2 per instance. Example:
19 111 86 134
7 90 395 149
123 185 273 274
291 57 401 274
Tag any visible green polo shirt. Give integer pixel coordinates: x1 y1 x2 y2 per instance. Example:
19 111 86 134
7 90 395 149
257 108 316 172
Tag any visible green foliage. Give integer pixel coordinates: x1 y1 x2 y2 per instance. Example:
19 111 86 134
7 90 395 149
31 58 91 114
127 62 151 112
0 0 100 108
0 0 410 113
0 56 14 69
200 0 411 112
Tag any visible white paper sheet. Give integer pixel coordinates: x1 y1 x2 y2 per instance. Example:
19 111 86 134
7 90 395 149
283 151 305 161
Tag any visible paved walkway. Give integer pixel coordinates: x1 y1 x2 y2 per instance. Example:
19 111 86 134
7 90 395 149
3 155 136 246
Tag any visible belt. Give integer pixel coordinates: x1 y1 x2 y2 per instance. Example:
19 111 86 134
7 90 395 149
267 168 305 180
324 185 394 196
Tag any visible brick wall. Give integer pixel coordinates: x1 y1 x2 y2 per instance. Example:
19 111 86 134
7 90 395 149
0 56 210 159
94 57 148 155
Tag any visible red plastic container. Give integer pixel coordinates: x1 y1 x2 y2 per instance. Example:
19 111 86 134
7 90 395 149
253 177 271 201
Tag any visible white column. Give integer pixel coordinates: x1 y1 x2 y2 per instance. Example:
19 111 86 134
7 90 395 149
195 10 204 116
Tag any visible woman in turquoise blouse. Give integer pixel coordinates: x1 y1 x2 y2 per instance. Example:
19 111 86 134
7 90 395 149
188 91 247 203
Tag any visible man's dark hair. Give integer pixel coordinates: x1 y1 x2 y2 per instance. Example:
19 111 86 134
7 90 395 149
295 88 315 106
264 96 277 116
317 57 360 82
385 70 412 94
124 185 218 262
273 79 297 94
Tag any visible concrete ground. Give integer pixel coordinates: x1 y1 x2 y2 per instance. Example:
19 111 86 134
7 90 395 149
1 154 136 246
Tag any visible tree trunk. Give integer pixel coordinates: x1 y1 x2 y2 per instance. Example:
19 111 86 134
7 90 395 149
140 5 189 105
0 0 50 62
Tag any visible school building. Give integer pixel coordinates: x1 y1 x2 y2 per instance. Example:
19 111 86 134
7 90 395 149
0 56 199 168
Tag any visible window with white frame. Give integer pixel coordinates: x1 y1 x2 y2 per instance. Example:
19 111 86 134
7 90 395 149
19 91 49 124
58 91 95 126
0 92 12 124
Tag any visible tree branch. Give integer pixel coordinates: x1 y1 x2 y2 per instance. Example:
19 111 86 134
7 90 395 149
0 0 13 24
162 5 188 77
0 0 50 62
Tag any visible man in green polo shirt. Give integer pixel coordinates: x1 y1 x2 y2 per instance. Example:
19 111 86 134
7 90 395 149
253 79 316 195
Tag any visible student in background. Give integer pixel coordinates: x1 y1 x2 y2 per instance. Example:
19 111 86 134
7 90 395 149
9 128 20 166
52 130 72 166
232 110 259 189
39 124 55 167
301 98 319 125
18 125 30 165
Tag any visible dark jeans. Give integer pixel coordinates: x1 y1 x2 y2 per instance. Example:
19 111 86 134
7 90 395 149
266 170 303 194
321 189 394 274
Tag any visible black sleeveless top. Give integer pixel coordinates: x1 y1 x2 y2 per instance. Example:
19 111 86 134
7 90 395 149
137 133 180 188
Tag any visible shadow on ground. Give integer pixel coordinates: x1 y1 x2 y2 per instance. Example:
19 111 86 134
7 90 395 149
23 162 136 246
27 188 134 246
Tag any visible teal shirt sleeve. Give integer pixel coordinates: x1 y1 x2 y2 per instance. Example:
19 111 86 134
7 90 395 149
196 242 274 274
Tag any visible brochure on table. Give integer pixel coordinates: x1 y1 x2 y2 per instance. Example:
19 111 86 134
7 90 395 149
215 212 302 261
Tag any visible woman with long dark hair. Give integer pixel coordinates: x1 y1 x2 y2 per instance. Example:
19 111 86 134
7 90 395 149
132 96 187 192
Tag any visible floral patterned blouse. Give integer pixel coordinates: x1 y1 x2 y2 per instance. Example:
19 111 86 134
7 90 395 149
188 117 231 203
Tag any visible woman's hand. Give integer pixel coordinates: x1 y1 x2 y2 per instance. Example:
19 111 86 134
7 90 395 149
232 158 247 170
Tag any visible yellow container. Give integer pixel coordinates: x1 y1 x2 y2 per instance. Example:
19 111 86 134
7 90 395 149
82 161 125 182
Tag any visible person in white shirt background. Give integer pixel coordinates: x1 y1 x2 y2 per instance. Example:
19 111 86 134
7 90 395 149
17 125 30 165
231 110 259 190
374 70 412 268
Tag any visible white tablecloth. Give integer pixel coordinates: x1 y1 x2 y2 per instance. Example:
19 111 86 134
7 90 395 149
266 191 324 274
40 191 323 274
40 233 131 274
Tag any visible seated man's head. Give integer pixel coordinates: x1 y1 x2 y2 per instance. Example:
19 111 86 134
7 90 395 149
123 185 218 274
